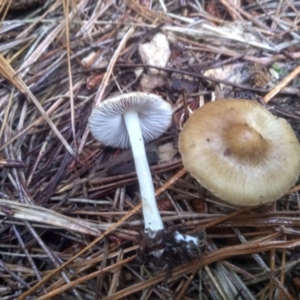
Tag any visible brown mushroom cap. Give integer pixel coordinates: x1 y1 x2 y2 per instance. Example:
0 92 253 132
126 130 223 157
178 99 300 206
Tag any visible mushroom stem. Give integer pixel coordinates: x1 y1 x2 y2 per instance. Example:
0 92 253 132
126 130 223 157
123 109 164 234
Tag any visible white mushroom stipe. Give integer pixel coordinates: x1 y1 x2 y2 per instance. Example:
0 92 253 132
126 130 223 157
89 92 171 235
89 92 205 264
174 231 199 248
123 109 164 233
150 249 164 258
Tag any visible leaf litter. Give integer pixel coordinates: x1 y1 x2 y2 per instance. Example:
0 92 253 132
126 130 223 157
0 0 300 299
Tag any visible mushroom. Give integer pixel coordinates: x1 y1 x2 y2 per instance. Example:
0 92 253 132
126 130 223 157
89 92 171 234
89 92 203 262
179 99 300 206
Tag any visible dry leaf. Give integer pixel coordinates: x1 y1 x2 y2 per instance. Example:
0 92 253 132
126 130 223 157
139 33 171 74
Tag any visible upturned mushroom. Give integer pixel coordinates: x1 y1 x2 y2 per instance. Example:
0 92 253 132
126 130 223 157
89 92 203 260
179 99 300 206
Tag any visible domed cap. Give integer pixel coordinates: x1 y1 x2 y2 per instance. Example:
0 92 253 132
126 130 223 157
89 92 172 149
179 99 300 206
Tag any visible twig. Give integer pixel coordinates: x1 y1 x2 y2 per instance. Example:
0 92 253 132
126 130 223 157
263 65 300 103
78 26 136 154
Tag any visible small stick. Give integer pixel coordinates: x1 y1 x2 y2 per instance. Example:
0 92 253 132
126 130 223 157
78 26 136 154
155 167 187 196
190 206 255 232
285 184 300 195
263 65 300 103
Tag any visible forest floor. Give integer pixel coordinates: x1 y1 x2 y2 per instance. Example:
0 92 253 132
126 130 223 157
1 0 300 299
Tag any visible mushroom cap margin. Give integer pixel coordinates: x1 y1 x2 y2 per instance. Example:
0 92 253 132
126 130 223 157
178 99 300 206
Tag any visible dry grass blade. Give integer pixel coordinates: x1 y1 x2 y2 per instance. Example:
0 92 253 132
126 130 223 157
1 0 300 299
100 239 300 300
16 167 187 299
0 0 11 23
16 204 142 300
0 198 101 235
164 24 276 51
34 255 137 300
0 53 25 92
78 25 136 153
62 0 76 148
0 53 76 156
